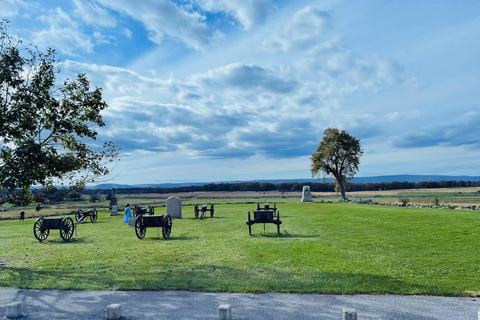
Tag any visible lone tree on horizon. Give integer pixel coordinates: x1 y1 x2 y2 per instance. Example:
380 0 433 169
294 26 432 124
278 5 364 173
0 20 119 205
311 128 363 200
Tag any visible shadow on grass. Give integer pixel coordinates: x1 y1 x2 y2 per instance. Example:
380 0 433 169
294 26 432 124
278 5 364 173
186 216 226 220
0 264 448 296
76 220 107 224
256 233 319 238
34 237 94 244
136 236 197 241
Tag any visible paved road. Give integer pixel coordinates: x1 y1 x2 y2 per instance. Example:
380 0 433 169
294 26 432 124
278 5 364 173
1 289 479 319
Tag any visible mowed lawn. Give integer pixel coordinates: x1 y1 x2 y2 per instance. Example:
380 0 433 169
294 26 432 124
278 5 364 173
0 202 479 295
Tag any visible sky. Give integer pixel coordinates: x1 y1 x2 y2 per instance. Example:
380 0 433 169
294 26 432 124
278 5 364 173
2 0 480 185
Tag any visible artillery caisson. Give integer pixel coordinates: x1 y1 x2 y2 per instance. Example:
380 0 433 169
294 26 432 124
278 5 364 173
246 206 282 236
194 204 214 219
133 205 155 218
33 217 75 242
74 208 98 223
135 214 172 240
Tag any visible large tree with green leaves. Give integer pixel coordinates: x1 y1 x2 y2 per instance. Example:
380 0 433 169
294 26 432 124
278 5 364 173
311 128 363 200
0 21 118 204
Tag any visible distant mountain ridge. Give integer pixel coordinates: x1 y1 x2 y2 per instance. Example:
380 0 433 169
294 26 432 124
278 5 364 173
88 175 480 189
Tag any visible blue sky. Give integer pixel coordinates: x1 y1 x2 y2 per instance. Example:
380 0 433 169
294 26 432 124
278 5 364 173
2 0 480 184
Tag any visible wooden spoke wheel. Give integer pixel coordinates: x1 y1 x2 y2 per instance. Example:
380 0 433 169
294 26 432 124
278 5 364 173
135 216 146 239
194 205 199 218
162 214 172 239
33 218 49 242
133 206 140 218
210 204 214 218
60 217 75 241
277 211 281 235
199 206 206 220
90 208 98 222
247 211 252 236
75 209 83 222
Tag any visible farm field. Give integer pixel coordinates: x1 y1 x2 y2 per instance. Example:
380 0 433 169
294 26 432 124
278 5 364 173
2 187 480 220
0 202 479 296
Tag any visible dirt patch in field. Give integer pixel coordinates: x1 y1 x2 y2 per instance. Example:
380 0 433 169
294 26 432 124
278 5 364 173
312 187 480 197
123 191 301 199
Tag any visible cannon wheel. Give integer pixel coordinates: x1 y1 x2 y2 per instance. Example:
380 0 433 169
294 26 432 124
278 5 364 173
135 216 146 239
248 211 252 236
133 206 139 218
34 218 49 242
210 204 214 218
75 209 83 222
162 214 172 239
60 217 75 241
277 211 281 235
90 208 98 222
194 204 199 218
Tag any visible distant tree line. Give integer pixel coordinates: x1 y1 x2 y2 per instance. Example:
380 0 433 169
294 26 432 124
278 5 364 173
3 180 479 207
83 180 480 196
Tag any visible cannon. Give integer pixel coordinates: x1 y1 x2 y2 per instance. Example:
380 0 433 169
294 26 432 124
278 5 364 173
33 217 75 242
194 204 214 219
133 205 155 218
246 207 281 236
74 208 98 223
135 214 172 240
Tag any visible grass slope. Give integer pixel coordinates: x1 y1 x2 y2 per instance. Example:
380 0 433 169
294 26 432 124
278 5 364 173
0 203 479 295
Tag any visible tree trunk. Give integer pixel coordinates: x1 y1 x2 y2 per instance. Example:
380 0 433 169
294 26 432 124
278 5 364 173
340 183 346 200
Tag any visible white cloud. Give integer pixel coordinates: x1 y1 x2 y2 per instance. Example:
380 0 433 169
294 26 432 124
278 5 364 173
96 0 221 50
33 8 94 56
267 6 333 52
52 5 407 166
73 0 117 27
193 0 275 30
93 31 115 45
122 27 132 38
0 0 27 17
191 63 297 94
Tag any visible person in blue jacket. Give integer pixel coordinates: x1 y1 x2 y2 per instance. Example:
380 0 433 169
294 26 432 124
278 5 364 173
124 203 133 223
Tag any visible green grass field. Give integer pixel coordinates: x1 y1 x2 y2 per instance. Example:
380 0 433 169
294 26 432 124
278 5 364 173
1 202 479 296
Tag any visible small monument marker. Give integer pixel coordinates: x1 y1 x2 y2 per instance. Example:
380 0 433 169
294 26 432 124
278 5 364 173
301 185 313 202
110 205 119 216
166 196 182 219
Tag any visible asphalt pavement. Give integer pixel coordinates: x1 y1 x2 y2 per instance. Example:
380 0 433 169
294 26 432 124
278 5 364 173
1 289 479 319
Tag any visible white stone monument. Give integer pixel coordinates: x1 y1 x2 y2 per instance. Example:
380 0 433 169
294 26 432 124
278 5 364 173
128 218 137 227
301 185 313 202
110 204 119 216
166 196 182 219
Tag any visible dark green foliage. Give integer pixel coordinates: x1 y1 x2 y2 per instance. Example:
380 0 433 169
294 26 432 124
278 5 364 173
311 128 363 199
0 21 118 201
7 188 32 206
89 192 101 203
400 198 410 206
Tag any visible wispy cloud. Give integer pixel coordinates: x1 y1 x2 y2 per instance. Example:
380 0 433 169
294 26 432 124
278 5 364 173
33 8 94 56
193 0 275 30
0 0 27 17
73 0 117 27
395 112 480 149
96 0 222 50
